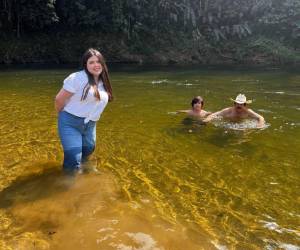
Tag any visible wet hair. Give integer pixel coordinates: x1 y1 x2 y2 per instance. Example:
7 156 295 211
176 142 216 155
191 96 204 108
81 48 113 101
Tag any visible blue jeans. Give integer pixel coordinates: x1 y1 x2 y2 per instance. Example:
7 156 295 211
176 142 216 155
58 111 96 171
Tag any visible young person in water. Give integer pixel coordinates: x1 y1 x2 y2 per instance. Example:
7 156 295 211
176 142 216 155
55 48 113 171
203 94 265 128
178 96 211 118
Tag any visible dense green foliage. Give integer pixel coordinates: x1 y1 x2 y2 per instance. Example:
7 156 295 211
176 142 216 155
0 0 299 64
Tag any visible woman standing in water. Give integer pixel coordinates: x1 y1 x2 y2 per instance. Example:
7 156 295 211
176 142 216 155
55 48 113 171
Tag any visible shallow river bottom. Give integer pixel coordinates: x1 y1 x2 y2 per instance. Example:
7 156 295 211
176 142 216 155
0 67 299 249
0 169 218 250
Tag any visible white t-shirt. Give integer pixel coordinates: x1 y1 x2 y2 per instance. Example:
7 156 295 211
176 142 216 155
63 70 109 123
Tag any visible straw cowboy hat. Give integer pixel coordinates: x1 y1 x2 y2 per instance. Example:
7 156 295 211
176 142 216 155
230 94 252 104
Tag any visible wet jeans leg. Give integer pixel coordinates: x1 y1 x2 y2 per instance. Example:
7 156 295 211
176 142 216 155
82 121 96 162
58 111 83 170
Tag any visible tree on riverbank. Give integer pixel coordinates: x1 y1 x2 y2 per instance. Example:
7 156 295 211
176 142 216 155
0 0 299 64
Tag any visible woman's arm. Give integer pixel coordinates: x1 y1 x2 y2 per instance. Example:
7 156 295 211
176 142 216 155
176 110 190 114
55 88 74 112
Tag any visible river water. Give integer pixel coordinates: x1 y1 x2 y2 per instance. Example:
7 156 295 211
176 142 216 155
0 66 299 249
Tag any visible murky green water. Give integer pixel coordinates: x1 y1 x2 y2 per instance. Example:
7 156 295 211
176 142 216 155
0 66 299 249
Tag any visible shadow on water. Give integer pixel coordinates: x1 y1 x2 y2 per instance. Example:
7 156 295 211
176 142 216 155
205 127 254 147
205 130 261 159
0 165 216 250
181 117 205 126
205 119 270 149
165 117 262 157
0 166 123 247
0 168 76 209
165 117 207 137
167 117 258 140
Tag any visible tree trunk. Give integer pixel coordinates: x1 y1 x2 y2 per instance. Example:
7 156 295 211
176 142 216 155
17 14 21 38
15 0 21 38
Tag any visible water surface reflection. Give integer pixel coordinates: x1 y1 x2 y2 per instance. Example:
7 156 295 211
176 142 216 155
0 169 214 250
0 67 299 249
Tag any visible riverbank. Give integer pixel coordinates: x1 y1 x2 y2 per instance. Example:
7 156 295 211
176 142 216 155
1 32 299 66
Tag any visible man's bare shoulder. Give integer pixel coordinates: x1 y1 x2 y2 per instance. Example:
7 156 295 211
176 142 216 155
207 107 231 117
247 108 264 119
219 107 232 115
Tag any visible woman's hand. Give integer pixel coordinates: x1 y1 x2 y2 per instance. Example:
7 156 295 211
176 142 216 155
55 89 74 112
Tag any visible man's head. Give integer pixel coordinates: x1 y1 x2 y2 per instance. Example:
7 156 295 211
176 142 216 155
234 102 247 112
191 96 204 110
231 94 252 112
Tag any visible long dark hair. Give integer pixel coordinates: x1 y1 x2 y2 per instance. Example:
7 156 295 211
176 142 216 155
81 48 113 101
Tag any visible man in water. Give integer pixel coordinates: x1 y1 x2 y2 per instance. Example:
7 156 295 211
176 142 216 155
177 96 211 118
203 94 265 128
